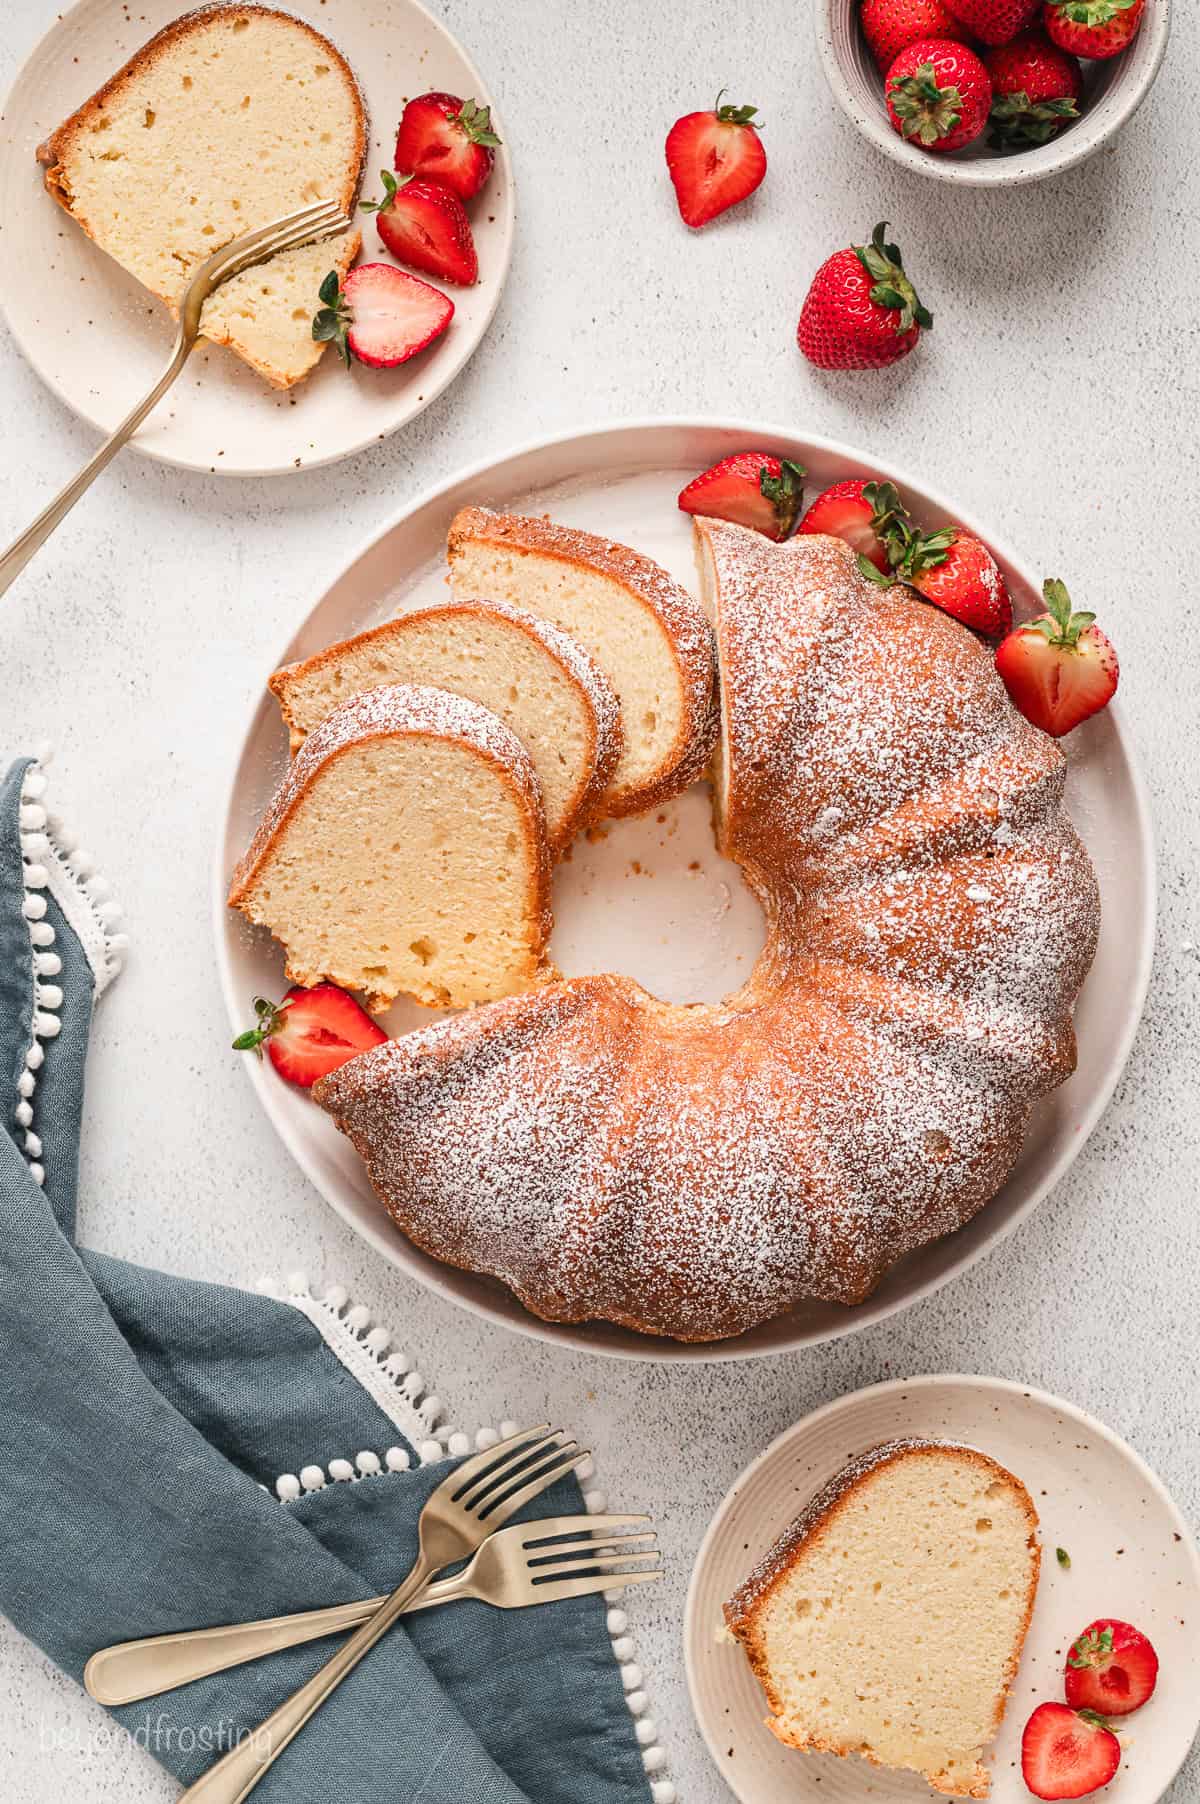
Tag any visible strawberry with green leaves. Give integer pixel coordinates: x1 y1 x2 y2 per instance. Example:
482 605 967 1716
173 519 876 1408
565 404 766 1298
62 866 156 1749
1043 0 1145 58
862 517 1013 637
361 168 478 286
886 38 994 151
995 579 1119 735
234 985 387 1088
665 94 766 228
798 222 932 370
798 477 907 573
313 264 454 370
1065 1620 1159 1716
987 29 1082 145
678 453 807 540
394 93 500 199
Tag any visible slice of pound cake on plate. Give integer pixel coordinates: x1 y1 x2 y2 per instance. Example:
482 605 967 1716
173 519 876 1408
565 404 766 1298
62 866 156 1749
268 598 623 856
37 4 365 388
447 506 717 817
228 684 552 1012
724 1440 1041 1798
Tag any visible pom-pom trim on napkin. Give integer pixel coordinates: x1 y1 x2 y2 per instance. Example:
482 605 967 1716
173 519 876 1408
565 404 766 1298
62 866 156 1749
259 1271 676 1801
16 748 126 1187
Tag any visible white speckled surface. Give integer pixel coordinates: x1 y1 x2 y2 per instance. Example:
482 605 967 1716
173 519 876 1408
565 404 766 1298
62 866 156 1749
1 2 1196 1800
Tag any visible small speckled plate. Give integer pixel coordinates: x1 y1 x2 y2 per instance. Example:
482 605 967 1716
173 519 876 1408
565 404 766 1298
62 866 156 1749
685 1375 1200 1803
0 0 514 474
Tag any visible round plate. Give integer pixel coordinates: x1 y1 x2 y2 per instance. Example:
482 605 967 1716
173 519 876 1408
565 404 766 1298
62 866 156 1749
685 1375 1200 1803
0 0 513 475
215 418 1155 1360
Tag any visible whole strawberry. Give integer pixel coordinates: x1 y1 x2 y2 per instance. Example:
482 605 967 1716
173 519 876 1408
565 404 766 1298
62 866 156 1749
995 578 1119 736
798 222 932 371
860 0 974 69
865 521 1012 636
666 93 766 228
1043 0 1145 58
943 0 1040 42
799 477 908 573
886 39 993 151
987 29 1082 145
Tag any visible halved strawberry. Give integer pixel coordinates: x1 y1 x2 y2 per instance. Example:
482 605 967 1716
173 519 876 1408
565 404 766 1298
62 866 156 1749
1066 1620 1159 1717
864 521 1012 636
233 985 387 1088
394 93 500 200
678 453 807 540
362 170 477 286
1021 1703 1121 1800
665 94 766 228
799 478 907 574
313 264 454 370
995 579 1119 736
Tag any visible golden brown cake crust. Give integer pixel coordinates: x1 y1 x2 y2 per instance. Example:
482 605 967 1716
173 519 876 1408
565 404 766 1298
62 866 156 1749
724 1440 1042 1800
314 525 1101 1342
268 598 624 854
447 505 717 817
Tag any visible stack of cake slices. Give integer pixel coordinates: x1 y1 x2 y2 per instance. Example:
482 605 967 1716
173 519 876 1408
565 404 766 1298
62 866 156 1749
229 508 718 1011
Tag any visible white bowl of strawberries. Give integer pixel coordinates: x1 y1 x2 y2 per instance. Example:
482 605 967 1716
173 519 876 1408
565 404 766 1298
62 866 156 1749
817 0 1169 183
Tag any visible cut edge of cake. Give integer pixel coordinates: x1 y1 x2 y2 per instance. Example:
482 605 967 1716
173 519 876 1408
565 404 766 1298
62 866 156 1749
268 597 624 855
724 1439 1041 1800
446 505 717 819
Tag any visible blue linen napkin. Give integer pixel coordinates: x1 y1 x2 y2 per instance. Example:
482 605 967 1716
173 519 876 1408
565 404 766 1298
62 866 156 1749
0 753 662 1804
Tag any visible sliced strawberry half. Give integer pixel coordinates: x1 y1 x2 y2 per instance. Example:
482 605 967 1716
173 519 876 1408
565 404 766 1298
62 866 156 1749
234 984 387 1088
1066 1619 1159 1717
362 169 477 286
313 264 454 370
678 452 807 541
665 93 766 228
799 477 908 574
995 578 1119 736
394 92 500 200
1021 1703 1121 1800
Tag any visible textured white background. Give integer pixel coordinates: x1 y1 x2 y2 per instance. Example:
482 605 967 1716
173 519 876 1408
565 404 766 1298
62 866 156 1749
1 1 1197 1799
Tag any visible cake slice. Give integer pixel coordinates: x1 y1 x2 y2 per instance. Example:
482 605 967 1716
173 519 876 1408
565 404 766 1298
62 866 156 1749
228 685 552 1012
268 599 623 856
37 4 365 388
447 507 716 818
724 1440 1040 1799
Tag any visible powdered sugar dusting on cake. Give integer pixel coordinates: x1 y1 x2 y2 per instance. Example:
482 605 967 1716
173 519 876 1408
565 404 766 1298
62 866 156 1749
314 523 1100 1344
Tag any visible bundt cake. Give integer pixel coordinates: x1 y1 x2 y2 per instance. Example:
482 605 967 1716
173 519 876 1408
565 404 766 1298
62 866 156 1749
313 523 1100 1341
228 684 551 1012
268 598 622 855
447 507 717 817
724 1440 1040 1798
38 5 365 389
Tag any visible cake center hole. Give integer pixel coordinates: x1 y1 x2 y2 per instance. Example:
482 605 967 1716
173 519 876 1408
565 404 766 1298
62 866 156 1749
549 784 766 1006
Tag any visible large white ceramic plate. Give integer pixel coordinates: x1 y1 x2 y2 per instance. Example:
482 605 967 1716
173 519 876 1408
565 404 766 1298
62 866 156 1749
215 419 1155 1361
0 0 513 474
685 1375 1200 1803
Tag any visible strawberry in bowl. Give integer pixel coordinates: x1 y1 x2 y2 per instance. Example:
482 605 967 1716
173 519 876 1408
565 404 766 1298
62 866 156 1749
987 29 1083 145
942 0 1041 40
885 38 994 152
861 0 975 68
1043 0 1145 58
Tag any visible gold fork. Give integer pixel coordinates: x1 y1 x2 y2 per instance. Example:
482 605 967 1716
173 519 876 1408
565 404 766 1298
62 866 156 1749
177 1425 590 1803
0 197 352 600
85 1513 660 1707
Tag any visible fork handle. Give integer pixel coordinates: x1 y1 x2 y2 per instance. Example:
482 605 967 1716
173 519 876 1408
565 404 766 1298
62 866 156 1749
0 329 194 600
83 1570 469 1708
177 1559 435 1803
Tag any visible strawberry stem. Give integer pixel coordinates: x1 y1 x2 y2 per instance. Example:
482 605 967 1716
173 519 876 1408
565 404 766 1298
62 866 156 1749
1053 0 1136 21
360 168 409 213
713 90 762 128
989 91 1079 149
312 270 353 368
854 223 933 335
887 64 963 147
1030 577 1096 647
456 98 501 147
232 996 288 1056
758 459 806 534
